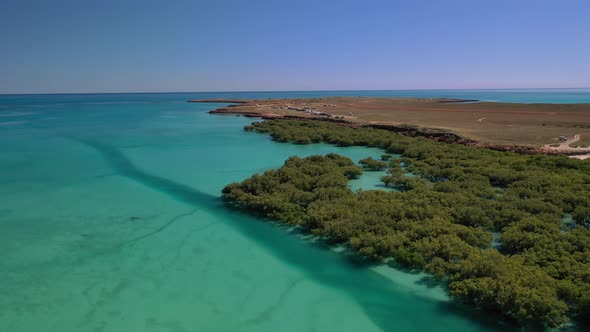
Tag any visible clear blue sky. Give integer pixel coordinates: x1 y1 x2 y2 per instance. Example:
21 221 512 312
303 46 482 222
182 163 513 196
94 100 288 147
1 0 589 94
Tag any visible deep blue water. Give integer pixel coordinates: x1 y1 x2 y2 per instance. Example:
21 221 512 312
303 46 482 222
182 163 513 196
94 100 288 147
2 88 590 105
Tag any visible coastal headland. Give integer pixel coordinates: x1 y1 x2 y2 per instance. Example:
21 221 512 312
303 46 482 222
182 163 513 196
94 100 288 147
189 97 590 156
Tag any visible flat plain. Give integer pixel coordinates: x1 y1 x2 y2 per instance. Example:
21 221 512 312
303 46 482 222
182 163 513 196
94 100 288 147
194 97 590 149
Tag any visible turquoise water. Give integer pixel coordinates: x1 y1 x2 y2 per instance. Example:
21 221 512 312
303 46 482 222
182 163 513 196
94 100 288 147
1 90 587 332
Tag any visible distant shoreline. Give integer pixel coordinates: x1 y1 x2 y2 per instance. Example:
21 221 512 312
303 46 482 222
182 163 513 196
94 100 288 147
190 96 590 157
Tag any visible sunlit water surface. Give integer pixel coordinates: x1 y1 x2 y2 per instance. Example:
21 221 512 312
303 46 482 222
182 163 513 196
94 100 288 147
2 90 588 332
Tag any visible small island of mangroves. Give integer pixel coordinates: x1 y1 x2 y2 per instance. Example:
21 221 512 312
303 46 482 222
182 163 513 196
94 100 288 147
221 119 590 329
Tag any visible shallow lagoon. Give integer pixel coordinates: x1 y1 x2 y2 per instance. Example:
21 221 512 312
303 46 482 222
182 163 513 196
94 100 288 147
0 92 559 331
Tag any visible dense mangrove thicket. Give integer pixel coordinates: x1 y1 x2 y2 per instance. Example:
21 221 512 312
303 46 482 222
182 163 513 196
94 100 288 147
223 119 590 328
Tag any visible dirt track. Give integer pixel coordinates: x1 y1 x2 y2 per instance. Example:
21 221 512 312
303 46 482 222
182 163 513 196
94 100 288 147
544 134 590 153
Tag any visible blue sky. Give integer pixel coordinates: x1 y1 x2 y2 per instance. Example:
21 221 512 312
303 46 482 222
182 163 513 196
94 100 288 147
1 0 589 93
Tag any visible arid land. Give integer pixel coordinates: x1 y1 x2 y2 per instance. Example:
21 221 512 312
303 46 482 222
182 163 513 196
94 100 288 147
189 97 590 156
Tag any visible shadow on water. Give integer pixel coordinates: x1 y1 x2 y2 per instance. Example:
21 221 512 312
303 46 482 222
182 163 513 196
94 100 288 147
71 136 513 332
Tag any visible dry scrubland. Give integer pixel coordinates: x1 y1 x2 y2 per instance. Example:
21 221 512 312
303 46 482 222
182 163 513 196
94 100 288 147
193 97 590 149
571 134 590 148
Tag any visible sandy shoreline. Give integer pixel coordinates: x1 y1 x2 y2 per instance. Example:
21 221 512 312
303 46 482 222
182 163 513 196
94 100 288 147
190 97 590 158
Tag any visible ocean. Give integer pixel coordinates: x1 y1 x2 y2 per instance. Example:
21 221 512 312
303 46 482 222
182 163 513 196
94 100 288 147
1 89 587 332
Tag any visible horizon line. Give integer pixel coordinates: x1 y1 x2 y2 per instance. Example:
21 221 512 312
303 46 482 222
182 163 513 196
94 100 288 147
2 87 590 96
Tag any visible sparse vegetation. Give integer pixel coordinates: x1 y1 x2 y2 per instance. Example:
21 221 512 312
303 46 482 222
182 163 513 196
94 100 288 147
206 96 590 146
